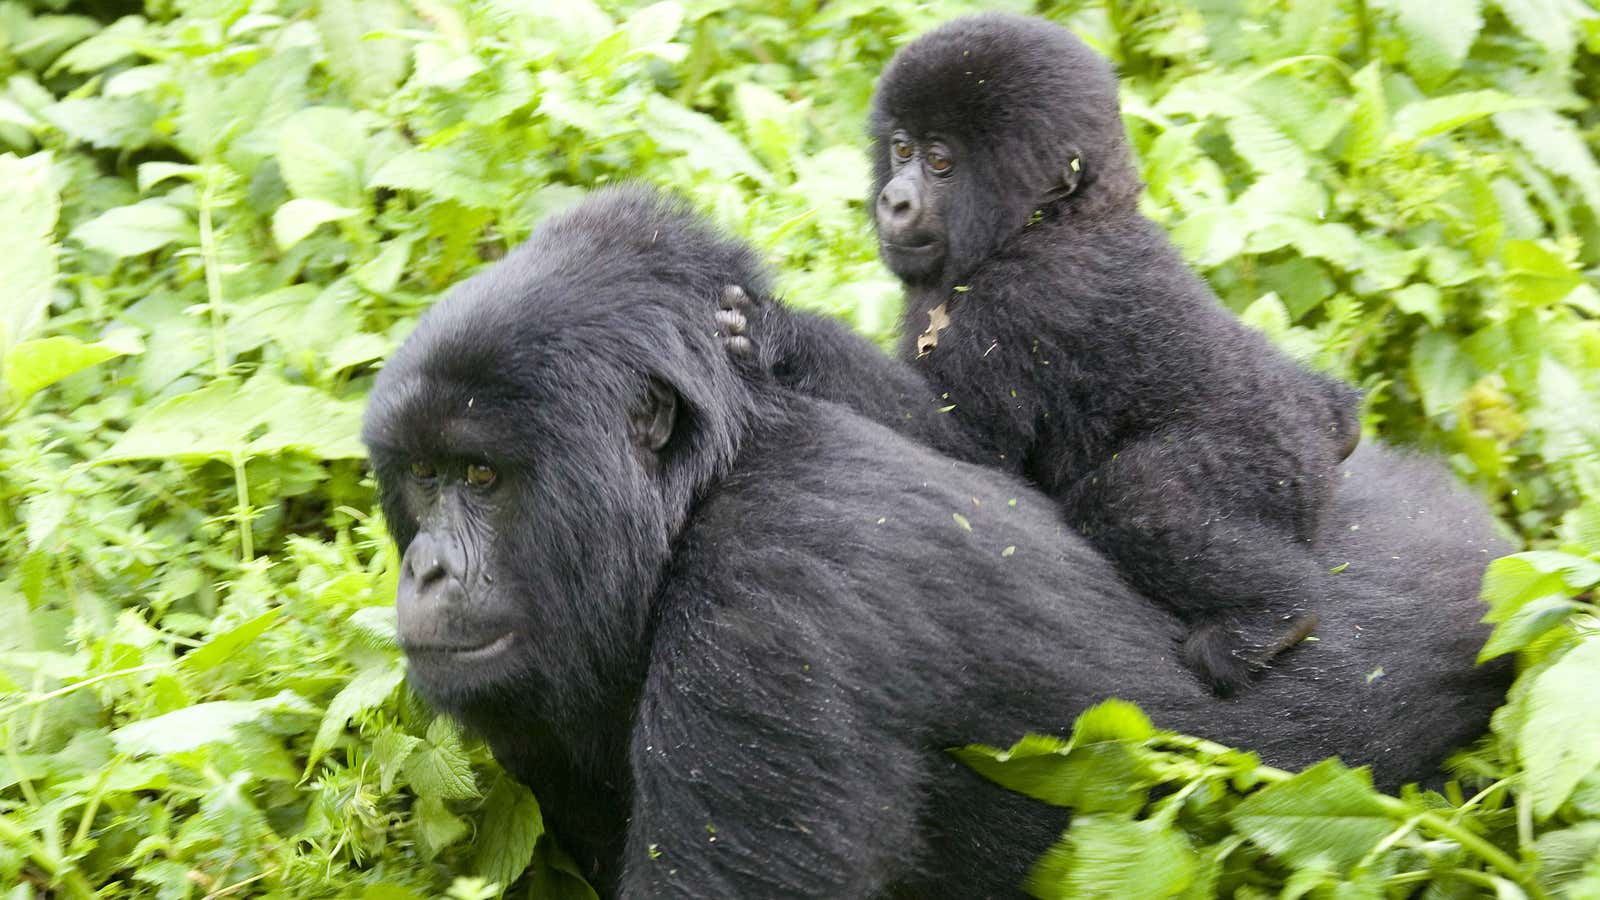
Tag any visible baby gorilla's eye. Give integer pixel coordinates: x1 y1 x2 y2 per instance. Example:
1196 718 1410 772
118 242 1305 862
465 463 497 488
409 461 437 481
927 151 953 173
891 139 913 161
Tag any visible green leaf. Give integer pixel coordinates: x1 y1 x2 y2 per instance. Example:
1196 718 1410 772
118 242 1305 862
1228 759 1390 872
1389 0 1482 85
1496 109 1600 213
72 200 195 258
1520 638 1600 819
624 1 686 62
97 375 367 463
277 106 368 208
180 609 281 673
272 198 360 250
1496 0 1582 56
1391 284 1445 326
1410 330 1475 419
1479 594 1585 660
316 0 409 106
306 664 404 773
1392 91 1539 143
404 717 479 800
43 96 158 150
1343 63 1387 165
953 702 1158 814
473 775 545 890
112 691 312 754
3 336 125 407
1027 816 1199 900
368 148 497 208
1502 240 1583 306
642 95 773 186
414 795 470 858
373 726 422 794
0 152 58 355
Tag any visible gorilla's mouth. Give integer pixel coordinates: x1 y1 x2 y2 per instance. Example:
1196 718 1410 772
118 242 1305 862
402 631 517 661
880 237 942 256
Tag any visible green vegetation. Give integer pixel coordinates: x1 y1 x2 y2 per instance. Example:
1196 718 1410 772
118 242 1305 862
0 0 1596 896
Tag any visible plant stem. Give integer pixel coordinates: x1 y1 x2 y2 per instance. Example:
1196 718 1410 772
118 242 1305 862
197 168 254 561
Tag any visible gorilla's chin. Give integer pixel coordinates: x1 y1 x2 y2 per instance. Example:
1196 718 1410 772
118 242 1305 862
879 239 946 283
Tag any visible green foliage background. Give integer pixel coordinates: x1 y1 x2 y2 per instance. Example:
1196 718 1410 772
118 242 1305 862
0 0 1598 896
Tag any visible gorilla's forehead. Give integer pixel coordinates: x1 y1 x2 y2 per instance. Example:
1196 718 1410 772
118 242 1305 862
875 14 1118 138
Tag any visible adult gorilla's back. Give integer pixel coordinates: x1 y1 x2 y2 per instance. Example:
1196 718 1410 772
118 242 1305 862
364 187 1502 897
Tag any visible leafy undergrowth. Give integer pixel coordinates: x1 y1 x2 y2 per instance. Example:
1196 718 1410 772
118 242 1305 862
0 0 1597 897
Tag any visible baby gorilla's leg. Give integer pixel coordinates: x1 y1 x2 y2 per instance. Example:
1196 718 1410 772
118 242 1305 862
1063 437 1329 695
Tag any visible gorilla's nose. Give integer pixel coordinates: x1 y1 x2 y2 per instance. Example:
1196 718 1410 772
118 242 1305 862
396 532 474 648
877 179 922 233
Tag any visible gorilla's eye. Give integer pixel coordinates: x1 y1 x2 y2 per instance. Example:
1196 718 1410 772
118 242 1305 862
409 461 437 481
465 463 497 488
891 139 913 161
927 151 953 174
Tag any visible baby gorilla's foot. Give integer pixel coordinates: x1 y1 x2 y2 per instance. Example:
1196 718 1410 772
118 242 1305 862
1183 614 1319 697
717 285 755 359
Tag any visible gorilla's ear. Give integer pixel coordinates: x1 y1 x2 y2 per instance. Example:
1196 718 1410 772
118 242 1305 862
629 376 679 453
1054 144 1085 198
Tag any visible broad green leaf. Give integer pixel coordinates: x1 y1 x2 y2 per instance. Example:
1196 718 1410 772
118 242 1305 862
137 161 201 193
1496 108 1600 213
306 664 404 772
1343 63 1387 165
3 336 125 407
1497 0 1582 55
72 200 195 258
316 0 409 106
624 2 686 62
1502 240 1583 306
0 152 59 354
415 795 470 858
474 775 545 890
1228 759 1390 872
1411 330 1476 419
112 691 312 754
1392 284 1445 326
404 716 478 800
1521 638 1600 818
368 148 497 208
954 703 1158 814
179 609 281 673
272 198 360 250
43 96 158 150
277 106 368 208
97 375 366 463
1392 91 1539 142
1479 594 1586 660
373 726 422 794
642 95 773 186
1389 0 1483 85
1027 816 1198 900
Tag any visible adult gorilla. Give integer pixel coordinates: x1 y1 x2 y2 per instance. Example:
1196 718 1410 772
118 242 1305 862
365 187 1507 898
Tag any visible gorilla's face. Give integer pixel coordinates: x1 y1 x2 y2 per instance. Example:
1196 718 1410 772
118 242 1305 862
875 130 961 284
363 337 680 724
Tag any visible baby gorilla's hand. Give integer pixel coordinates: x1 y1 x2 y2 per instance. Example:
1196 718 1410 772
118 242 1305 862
717 285 757 360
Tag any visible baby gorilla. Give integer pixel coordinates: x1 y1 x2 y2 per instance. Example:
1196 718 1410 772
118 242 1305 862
797 13 1364 694
363 187 1504 897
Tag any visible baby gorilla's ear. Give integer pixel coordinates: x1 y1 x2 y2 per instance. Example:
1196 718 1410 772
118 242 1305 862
630 376 679 453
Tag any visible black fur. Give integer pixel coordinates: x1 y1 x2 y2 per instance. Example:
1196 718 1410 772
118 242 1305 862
863 14 1372 693
365 188 1507 898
